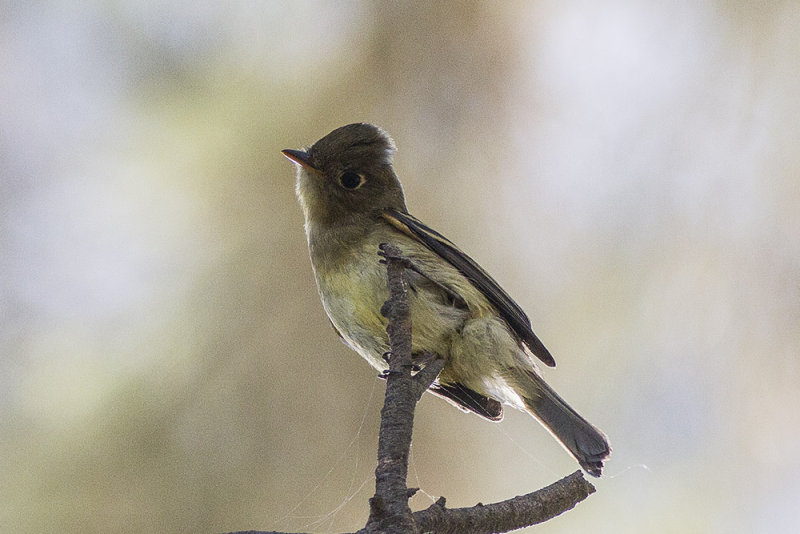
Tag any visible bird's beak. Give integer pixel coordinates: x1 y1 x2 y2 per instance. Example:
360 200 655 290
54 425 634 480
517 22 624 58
281 149 319 171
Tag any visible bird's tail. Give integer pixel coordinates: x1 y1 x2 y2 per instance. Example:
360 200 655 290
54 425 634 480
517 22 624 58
511 368 611 477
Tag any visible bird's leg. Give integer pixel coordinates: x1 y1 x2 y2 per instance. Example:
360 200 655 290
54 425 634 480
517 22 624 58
379 352 441 382
411 351 437 372
378 351 397 379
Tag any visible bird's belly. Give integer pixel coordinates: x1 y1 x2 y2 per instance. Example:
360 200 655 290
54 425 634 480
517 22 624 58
315 257 463 372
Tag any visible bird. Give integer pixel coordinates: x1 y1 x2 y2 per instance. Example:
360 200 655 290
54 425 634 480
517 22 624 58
282 123 611 476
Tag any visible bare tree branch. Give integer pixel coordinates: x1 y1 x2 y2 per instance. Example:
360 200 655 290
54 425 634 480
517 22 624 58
223 244 597 534
412 470 595 534
357 244 447 534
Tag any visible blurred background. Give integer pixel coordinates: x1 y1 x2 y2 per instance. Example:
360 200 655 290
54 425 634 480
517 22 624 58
2 2 799 533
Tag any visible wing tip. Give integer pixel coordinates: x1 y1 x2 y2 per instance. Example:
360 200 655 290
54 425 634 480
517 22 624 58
526 337 556 367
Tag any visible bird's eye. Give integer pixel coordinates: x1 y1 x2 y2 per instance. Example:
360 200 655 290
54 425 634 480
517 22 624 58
339 171 365 190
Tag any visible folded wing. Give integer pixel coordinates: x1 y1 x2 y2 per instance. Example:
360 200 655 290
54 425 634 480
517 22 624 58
382 209 556 367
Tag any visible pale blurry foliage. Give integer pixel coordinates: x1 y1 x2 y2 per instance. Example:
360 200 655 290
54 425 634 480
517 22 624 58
2 2 799 533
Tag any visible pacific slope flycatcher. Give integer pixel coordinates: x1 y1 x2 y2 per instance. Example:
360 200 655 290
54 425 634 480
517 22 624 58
282 123 610 476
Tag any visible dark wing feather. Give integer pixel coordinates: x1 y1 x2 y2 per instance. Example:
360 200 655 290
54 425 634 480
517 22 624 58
382 209 556 367
428 382 504 421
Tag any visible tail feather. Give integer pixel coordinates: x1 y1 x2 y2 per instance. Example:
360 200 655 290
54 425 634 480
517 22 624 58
512 369 611 477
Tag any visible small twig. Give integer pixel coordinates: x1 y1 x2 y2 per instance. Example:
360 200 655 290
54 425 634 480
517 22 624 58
410 352 445 401
412 470 595 534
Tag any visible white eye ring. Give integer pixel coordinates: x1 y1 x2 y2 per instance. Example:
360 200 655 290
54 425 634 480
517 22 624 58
339 171 365 190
